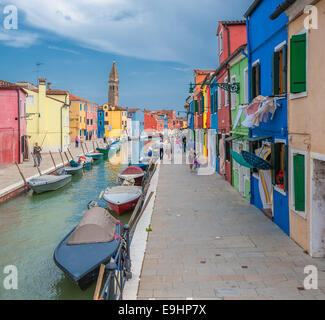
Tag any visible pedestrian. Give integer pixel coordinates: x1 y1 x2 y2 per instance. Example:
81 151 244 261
188 148 194 171
103 135 107 144
33 142 42 167
175 137 181 153
75 136 79 148
159 137 164 160
182 136 187 153
193 152 201 171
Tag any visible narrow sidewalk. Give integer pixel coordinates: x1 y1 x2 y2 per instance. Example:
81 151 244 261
0 139 104 201
137 163 325 300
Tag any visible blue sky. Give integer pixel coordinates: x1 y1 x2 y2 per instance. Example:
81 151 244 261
0 0 252 112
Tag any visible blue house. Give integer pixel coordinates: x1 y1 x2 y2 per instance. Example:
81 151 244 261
209 76 219 173
128 108 144 138
97 107 105 138
245 0 289 235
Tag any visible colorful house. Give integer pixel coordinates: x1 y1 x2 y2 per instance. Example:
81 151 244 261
69 94 98 142
0 80 27 164
270 0 325 256
245 0 290 235
215 20 247 185
128 108 144 138
97 106 105 138
18 79 70 152
103 104 127 139
228 44 250 201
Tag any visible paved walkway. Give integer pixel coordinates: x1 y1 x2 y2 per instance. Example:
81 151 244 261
138 162 325 300
0 139 105 199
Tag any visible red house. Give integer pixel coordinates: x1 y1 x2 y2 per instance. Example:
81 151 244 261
215 20 246 185
0 80 27 165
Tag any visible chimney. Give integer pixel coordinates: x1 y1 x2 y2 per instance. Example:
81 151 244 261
47 82 52 90
38 78 46 96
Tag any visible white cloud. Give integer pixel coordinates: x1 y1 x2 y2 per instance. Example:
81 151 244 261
0 30 39 47
8 0 250 65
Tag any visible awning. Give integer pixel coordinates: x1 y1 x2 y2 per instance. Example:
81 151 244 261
225 136 240 142
247 136 272 142
242 151 273 170
231 150 255 169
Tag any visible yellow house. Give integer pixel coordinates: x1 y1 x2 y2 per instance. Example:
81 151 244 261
102 104 127 139
69 94 87 142
20 79 70 152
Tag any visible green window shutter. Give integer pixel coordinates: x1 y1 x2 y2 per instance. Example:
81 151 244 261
272 52 280 96
271 143 281 185
294 154 305 211
214 91 218 112
282 45 288 93
290 33 307 93
283 144 288 192
201 96 204 113
194 100 198 113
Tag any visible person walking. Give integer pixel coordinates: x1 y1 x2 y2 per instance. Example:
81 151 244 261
159 137 164 160
182 136 187 153
33 142 42 167
75 136 79 148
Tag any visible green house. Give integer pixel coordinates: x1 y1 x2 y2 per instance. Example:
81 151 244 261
228 45 250 201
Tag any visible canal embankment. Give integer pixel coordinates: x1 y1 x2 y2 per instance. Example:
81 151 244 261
0 139 105 204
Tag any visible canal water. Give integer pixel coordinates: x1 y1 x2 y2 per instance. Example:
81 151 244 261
0 140 153 300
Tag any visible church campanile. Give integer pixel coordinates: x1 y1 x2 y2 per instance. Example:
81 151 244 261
108 61 119 106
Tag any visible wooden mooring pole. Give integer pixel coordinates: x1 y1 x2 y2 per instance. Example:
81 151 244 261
93 264 105 300
67 148 74 160
81 143 86 155
59 150 65 167
64 151 70 164
85 143 89 153
49 151 57 169
15 161 27 186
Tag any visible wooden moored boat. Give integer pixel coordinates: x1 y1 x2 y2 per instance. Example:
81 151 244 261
53 207 122 290
103 186 142 215
96 146 110 155
85 152 104 160
75 156 93 168
117 165 145 186
28 174 72 194
58 164 83 175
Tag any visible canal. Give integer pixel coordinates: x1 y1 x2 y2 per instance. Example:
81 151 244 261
0 140 153 300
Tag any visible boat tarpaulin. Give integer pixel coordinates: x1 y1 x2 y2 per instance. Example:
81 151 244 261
67 207 119 245
231 150 255 169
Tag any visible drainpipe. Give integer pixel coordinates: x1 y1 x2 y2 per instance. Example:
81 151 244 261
17 89 21 163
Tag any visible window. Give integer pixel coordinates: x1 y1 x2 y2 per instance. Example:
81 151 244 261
231 75 237 109
214 91 218 113
271 142 288 192
225 76 229 106
104 121 108 125
80 104 82 111
251 61 261 99
218 87 221 109
244 68 249 104
292 153 306 212
80 130 82 136
216 133 221 157
194 100 198 113
87 119 89 125
201 95 204 114
105 112 108 117
219 30 223 55
290 32 307 94
99 120 103 126
272 42 287 96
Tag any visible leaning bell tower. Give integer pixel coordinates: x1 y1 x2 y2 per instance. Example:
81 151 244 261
108 61 119 106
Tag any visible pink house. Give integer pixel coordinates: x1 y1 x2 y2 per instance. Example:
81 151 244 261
86 102 98 141
0 80 28 164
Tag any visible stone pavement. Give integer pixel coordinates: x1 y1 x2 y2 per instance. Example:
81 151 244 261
137 162 325 300
0 139 105 198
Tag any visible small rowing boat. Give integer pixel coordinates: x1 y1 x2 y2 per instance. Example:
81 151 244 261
117 165 145 186
85 152 104 160
102 186 142 215
28 174 72 194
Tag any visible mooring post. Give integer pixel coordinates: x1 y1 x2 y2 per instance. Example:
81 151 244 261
92 141 96 152
64 151 70 164
49 151 57 169
59 150 65 167
106 262 117 300
15 161 27 186
67 148 73 160
123 224 132 277
81 143 85 155
85 143 89 154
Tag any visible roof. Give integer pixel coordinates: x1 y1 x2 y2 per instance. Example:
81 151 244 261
270 0 297 20
244 0 262 17
69 93 97 105
212 44 247 78
128 108 140 113
218 20 246 25
109 61 119 81
194 69 215 76
0 80 28 93
47 89 69 95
